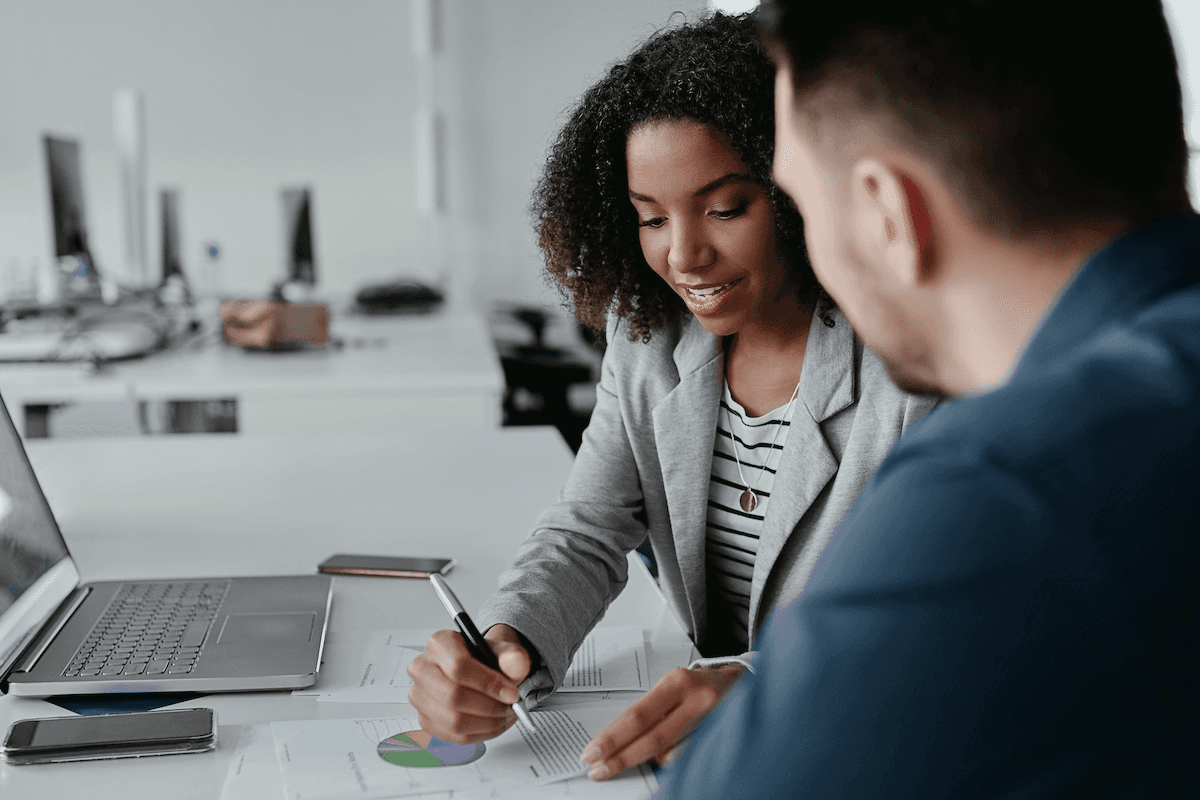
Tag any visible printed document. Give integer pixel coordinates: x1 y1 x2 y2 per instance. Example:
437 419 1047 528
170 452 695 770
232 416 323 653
317 630 424 703
559 625 647 692
292 629 434 702
220 724 285 800
448 765 659 799
309 625 647 703
224 720 658 800
271 704 626 799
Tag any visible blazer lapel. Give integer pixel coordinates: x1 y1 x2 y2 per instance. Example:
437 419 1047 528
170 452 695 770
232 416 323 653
747 310 855 636
652 318 722 640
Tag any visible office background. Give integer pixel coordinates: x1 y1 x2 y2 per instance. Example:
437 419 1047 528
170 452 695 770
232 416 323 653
0 0 1196 310
0 0 730 311
0 0 1195 447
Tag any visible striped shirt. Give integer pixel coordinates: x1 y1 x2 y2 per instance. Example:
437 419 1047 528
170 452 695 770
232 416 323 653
704 381 797 654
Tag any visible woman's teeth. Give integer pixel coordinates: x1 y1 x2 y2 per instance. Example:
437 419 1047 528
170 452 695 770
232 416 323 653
687 281 733 297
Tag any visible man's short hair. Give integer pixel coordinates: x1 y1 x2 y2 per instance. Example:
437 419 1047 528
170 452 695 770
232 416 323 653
759 1 1190 236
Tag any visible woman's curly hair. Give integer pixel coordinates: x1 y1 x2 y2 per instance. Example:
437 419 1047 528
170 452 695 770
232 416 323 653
533 11 828 342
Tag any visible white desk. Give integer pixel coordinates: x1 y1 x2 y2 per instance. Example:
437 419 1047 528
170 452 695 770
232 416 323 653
0 427 692 799
0 307 506 436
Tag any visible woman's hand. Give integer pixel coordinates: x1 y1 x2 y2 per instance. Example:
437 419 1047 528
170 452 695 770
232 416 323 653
579 664 743 780
406 624 531 743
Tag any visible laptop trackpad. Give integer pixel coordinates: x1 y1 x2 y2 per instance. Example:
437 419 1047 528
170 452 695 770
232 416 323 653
217 613 315 645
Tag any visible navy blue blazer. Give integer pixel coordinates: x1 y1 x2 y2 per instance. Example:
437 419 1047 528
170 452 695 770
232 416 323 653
658 211 1200 798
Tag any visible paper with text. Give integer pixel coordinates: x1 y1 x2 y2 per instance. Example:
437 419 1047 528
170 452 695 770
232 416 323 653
317 631 424 703
221 719 657 800
220 725 286 800
271 704 626 799
560 626 647 692
449 764 659 799
292 629 435 702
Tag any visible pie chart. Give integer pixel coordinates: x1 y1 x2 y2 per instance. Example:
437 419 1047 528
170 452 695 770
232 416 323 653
377 730 486 768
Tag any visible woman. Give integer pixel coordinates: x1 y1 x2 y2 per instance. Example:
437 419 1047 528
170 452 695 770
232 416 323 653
408 11 936 779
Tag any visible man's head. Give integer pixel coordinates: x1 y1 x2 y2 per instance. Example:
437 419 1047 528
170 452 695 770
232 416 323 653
760 1 1190 395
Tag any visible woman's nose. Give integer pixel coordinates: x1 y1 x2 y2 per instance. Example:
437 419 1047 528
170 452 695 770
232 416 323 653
666 221 713 273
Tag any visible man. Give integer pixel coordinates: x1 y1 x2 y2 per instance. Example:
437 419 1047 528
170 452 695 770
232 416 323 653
652 2 1200 796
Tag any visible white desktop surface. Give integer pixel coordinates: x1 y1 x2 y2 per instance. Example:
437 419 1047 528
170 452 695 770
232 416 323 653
0 427 691 798
0 307 506 434
126 312 503 398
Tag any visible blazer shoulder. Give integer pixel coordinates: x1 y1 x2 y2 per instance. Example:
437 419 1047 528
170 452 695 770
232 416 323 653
603 312 696 387
856 341 940 427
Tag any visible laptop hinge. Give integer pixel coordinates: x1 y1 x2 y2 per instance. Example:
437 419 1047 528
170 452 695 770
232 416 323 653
10 586 91 675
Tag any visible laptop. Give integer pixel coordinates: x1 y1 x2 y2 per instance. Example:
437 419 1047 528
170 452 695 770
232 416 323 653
0 395 332 697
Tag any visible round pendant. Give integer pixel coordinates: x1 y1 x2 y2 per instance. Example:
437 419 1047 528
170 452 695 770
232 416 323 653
739 488 758 513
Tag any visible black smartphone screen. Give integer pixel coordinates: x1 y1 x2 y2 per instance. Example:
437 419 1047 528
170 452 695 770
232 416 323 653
9 709 213 752
317 554 453 577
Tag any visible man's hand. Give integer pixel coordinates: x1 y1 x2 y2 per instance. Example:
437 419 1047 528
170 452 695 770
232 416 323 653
407 623 532 743
579 664 743 780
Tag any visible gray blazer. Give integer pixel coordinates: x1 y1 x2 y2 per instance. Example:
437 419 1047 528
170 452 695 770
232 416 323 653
479 309 936 692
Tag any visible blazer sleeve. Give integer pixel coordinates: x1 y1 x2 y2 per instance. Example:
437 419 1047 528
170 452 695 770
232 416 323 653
478 315 654 693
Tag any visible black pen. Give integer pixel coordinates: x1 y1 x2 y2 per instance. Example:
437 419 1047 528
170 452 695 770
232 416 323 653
429 573 536 731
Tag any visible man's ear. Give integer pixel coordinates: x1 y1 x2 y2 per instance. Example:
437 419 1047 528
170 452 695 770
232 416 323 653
849 159 934 286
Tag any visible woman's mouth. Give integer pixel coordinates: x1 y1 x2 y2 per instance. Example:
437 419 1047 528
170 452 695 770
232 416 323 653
681 279 740 315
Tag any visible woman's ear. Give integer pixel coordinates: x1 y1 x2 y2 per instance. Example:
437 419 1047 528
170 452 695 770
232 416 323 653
848 158 934 286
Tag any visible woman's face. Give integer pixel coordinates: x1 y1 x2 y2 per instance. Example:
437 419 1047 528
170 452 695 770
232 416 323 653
626 119 790 338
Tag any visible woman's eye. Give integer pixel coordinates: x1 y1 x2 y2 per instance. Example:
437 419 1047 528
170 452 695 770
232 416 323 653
711 199 750 220
638 217 666 229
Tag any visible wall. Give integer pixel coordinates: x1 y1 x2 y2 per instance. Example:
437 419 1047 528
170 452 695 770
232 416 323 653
0 1 415 297
1164 0 1200 203
0 0 704 307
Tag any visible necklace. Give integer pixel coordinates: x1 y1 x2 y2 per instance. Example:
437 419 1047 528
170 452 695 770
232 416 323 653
724 377 802 513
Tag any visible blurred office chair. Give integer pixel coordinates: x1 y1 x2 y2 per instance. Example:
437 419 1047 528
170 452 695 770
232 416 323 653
494 305 657 574
493 305 598 453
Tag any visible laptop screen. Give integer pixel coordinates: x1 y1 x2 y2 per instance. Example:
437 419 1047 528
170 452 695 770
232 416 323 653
0 395 72 670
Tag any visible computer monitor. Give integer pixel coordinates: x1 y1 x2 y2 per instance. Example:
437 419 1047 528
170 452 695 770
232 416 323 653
43 136 99 282
159 188 192 304
281 187 316 286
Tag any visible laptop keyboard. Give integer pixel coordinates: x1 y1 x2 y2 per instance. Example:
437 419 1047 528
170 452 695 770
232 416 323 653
63 581 231 678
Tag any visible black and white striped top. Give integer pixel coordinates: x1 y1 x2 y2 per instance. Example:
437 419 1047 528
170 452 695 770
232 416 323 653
704 382 797 654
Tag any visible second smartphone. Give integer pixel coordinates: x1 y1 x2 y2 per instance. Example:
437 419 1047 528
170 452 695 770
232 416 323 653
1 708 216 766
317 554 455 578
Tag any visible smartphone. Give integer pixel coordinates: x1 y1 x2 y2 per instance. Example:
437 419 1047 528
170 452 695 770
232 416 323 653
317 554 455 578
1 708 216 766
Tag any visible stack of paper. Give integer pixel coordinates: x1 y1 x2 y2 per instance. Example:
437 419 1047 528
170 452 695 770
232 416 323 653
295 625 649 703
557 626 648 692
223 626 659 800
221 710 657 800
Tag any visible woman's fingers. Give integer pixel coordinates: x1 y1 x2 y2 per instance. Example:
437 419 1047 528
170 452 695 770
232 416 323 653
406 628 526 743
579 665 743 780
484 624 534 684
